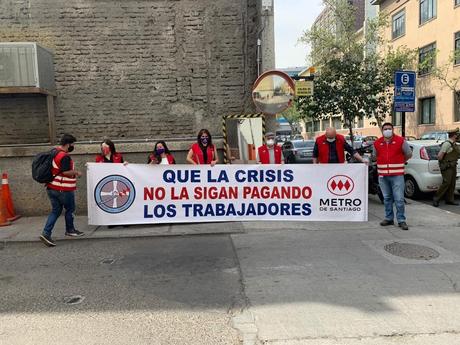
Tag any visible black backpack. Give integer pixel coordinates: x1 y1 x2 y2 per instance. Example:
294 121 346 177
32 149 59 183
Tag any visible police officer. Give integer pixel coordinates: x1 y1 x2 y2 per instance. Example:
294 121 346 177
433 128 460 207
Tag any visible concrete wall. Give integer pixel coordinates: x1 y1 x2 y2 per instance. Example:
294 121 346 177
0 0 261 144
0 94 49 144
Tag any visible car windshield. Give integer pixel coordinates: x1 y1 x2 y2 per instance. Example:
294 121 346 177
425 145 441 160
293 141 314 148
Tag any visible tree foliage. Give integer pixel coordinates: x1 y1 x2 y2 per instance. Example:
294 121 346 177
299 0 417 140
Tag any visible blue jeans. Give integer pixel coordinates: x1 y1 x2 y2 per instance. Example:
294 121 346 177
379 175 406 223
43 189 76 237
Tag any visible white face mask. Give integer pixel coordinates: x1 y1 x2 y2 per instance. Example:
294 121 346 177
383 129 393 138
326 138 336 143
266 139 275 146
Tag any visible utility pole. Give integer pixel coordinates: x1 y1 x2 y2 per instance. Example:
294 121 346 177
258 0 277 133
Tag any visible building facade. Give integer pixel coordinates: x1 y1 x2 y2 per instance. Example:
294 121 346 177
375 0 460 138
306 0 460 139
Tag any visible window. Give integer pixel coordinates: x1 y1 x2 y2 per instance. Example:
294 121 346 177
332 117 342 129
456 0 460 7
306 122 313 132
392 111 402 126
392 9 405 39
419 42 436 75
419 97 436 124
321 119 328 131
420 0 436 24
455 91 460 122
455 32 460 65
313 120 320 132
356 117 364 128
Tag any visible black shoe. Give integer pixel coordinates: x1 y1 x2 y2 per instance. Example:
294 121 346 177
65 230 85 237
433 199 440 207
380 219 394 226
446 201 459 206
40 235 56 247
398 222 409 230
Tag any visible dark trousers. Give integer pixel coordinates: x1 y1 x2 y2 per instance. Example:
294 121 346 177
42 189 76 237
435 166 457 203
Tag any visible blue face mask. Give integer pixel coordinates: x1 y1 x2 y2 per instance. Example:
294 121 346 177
156 148 165 155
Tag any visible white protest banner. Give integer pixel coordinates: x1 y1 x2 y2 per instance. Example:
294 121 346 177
87 163 368 225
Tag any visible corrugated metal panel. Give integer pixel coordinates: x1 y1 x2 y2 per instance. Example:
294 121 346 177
0 42 55 90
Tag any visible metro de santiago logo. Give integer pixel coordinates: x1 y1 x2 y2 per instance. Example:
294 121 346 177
327 175 354 196
94 175 136 214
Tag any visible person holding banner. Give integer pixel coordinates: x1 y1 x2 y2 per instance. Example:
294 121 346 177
313 128 364 164
257 132 284 164
187 129 218 166
374 123 412 231
148 141 176 165
95 139 126 164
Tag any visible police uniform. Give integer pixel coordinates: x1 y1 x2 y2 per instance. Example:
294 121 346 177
433 128 460 206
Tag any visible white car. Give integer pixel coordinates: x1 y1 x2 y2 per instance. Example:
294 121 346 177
404 140 460 199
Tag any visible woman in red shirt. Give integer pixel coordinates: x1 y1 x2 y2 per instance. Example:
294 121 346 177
148 141 176 165
186 129 218 166
95 139 125 164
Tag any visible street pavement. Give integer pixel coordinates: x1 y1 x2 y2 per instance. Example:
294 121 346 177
418 193 460 215
1 197 460 344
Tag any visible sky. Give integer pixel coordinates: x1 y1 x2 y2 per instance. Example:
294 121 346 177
274 0 324 69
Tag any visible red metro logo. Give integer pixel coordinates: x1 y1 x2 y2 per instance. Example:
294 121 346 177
327 175 355 196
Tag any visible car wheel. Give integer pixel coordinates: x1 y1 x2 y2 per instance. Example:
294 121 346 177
404 176 421 199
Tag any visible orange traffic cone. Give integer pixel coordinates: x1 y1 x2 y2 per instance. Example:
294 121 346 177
2 173 20 221
0 188 11 227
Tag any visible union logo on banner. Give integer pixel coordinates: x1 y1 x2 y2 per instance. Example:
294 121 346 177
327 175 354 196
94 175 136 214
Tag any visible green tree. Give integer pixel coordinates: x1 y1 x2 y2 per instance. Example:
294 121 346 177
279 102 302 133
280 96 316 136
300 0 417 141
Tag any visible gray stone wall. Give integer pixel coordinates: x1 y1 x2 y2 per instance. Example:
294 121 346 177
0 95 49 144
0 0 259 144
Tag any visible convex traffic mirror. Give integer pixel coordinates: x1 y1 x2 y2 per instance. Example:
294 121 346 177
252 70 295 115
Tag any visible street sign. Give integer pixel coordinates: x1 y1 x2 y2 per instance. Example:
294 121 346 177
295 80 314 97
394 71 416 112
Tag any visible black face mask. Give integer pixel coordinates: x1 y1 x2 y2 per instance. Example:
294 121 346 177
68 145 75 152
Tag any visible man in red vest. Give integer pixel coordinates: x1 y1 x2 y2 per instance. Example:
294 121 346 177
374 123 412 230
40 134 84 247
257 132 284 164
313 127 364 164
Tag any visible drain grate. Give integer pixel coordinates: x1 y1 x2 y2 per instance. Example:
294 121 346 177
63 295 85 305
384 242 440 260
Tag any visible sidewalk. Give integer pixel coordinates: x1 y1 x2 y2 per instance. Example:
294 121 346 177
1 197 459 244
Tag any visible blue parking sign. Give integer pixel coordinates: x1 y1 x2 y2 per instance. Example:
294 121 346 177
394 71 416 112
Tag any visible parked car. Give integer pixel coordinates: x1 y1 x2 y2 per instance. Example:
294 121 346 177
345 135 364 149
362 136 378 149
282 140 315 163
404 140 460 198
405 135 417 141
419 131 449 142
291 134 304 140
